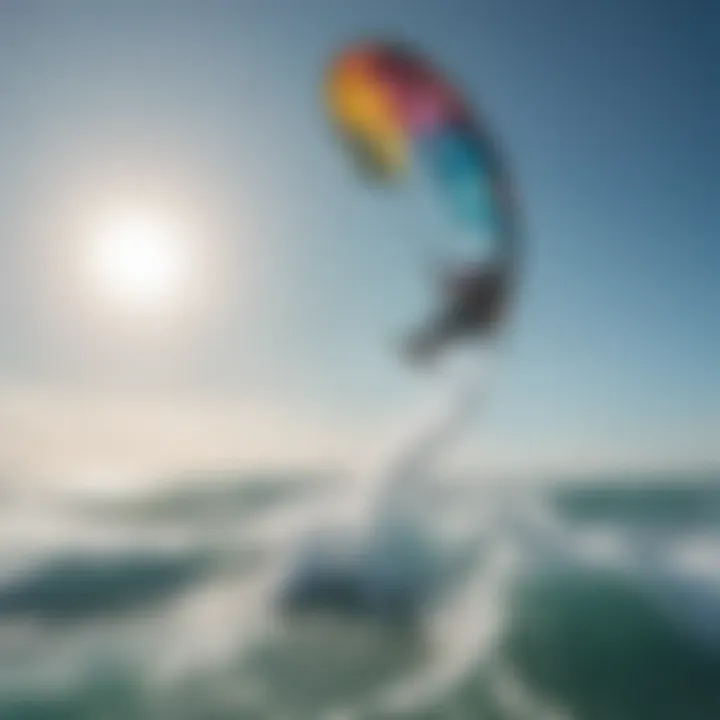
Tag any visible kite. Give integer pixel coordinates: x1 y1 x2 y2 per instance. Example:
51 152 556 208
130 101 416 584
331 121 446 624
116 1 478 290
326 40 520 362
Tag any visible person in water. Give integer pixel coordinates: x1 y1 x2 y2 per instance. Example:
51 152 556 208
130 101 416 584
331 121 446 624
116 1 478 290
404 261 508 363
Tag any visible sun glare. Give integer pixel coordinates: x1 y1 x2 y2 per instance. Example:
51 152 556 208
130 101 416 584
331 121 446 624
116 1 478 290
87 210 188 315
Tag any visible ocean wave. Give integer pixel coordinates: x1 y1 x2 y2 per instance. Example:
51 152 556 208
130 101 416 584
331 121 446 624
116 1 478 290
0 471 718 719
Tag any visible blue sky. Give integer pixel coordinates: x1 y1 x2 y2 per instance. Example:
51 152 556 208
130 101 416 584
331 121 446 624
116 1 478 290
0 0 717 478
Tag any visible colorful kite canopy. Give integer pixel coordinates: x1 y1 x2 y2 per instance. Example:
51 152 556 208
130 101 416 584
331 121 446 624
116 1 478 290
325 40 520 360
326 41 517 256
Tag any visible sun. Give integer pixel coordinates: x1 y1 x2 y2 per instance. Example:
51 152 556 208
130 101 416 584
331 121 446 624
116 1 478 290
87 209 189 315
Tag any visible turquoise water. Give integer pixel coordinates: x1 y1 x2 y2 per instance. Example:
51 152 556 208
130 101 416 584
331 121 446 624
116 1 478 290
0 471 718 719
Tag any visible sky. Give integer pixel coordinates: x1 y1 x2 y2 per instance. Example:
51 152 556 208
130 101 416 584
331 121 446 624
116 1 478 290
0 0 717 482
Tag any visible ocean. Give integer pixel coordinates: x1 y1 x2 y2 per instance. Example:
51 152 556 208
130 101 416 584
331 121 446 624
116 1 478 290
0 470 718 719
